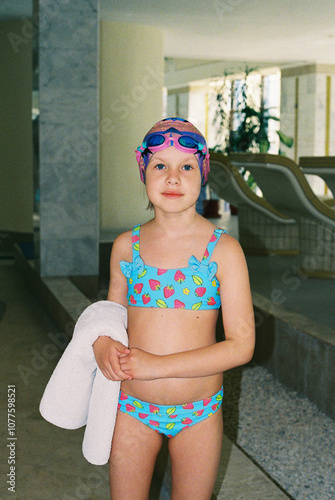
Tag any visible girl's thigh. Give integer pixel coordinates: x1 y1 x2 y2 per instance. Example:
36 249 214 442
168 409 223 500
109 410 163 500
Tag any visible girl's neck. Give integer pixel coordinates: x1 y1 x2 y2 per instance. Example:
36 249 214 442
150 208 202 236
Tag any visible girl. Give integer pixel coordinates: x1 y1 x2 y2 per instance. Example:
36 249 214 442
93 117 255 499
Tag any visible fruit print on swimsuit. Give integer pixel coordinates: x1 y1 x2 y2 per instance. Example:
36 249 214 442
120 225 227 310
118 387 224 437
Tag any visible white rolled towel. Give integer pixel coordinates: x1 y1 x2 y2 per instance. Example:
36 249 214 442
39 300 128 465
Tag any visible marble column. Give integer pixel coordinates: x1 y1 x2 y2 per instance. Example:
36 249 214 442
281 64 335 159
38 0 99 276
280 64 335 197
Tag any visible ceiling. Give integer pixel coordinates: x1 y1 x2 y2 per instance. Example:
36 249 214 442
100 0 335 67
1 0 335 69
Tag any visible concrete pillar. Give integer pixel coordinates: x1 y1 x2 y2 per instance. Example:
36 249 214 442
99 21 164 234
38 0 99 276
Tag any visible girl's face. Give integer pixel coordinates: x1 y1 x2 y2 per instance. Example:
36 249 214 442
145 146 202 214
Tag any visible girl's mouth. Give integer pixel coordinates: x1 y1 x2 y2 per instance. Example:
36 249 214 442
161 191 184 199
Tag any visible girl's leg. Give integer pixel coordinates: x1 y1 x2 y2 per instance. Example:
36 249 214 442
109 410 163 500
168 409 223 500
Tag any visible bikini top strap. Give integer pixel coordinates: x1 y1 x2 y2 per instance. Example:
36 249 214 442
132 224 141 261
201 228 227 263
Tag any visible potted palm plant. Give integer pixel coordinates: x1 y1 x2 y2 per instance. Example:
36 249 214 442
210 68 293 213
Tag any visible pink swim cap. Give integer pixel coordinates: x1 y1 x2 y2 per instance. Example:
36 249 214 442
135 117 210 185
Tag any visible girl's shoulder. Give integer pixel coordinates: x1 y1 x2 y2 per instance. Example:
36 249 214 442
113 220 154 251
215 231 242 254
112 229 133 262
114 229 132 246
214 231 248 277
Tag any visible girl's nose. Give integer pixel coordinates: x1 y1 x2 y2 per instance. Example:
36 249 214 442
166 169 180 185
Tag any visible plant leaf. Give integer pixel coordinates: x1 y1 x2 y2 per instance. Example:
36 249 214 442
277 130 294 147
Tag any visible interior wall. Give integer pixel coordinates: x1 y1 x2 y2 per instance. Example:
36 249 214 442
100 21 164 233
0 20 33 233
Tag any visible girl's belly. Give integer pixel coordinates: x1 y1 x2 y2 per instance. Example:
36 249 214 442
121 374 223 406
121 307 222 405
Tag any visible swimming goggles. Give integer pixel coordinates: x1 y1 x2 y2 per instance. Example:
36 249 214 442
136 127 210 184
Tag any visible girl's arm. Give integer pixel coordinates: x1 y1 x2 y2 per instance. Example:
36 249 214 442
93 232 133 381
120 235 255 380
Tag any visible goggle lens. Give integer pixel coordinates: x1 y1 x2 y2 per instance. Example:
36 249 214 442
178 136 198 148
146 135 166 147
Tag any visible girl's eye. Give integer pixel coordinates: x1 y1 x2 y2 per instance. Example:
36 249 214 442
182 164 193 171
155 163 166 170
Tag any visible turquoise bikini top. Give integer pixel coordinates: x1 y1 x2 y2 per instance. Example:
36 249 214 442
120 225 227 310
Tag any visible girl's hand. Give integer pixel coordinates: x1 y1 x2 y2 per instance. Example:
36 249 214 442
119 348 160 380
93 336 132 381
